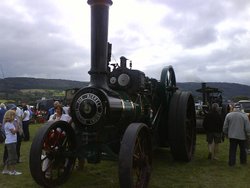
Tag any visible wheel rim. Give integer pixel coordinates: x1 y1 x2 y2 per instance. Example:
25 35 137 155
119 123 152 188
30 121 76 187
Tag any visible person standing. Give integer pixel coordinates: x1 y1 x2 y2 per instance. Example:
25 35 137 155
0 103 7 165
0 103 7 127
2 110 22 175
3 105 24 165
223 103 250 166
203 103 224 160
22 105 30 141
12 106 23 163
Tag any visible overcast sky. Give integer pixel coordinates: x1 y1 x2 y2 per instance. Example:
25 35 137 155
1 0 250 86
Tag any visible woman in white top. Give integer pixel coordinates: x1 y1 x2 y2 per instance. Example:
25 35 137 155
22 105 30 141
48 105 71 123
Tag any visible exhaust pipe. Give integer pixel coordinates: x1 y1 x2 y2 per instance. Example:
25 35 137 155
202 82 206 104
87 0 113 88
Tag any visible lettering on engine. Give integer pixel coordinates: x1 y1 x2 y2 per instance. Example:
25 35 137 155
75 93 103 125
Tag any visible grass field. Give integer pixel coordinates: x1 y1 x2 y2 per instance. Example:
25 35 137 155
1 124 250 188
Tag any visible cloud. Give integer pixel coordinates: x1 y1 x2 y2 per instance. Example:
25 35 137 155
0 0 90 81
0 0 250 86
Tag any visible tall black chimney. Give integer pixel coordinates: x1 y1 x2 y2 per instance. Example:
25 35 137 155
202 82 206 104
87 0 113 88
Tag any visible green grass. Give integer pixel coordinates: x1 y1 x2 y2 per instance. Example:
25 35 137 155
1 125 250 188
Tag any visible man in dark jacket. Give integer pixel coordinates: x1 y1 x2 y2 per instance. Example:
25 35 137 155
203 103 223 160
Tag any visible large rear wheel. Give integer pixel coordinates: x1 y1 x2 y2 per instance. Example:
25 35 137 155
29 121 76 188
168 91 196 161
119 123 152 188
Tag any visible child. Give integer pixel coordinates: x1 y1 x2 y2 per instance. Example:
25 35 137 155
2 110 22 175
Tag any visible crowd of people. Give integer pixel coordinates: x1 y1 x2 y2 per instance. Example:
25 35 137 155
0 102 33 175
203 102 250 166
1 99 250 177
0 100 84 176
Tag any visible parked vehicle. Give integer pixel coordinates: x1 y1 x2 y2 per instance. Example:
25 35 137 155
238 100 250 113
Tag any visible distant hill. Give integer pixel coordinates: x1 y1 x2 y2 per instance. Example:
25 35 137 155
1 77 250 101
0 77 88 91
177 82 250 101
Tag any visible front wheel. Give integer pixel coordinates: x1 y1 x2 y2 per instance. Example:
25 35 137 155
119 123 152 188
29 121 76 188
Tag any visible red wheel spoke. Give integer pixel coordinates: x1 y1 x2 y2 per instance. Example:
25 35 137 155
29 121 76 187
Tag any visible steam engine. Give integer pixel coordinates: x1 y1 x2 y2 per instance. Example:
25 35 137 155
29 0 196 187
70 0 159 148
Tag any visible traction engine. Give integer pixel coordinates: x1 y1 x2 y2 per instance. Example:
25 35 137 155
29 0 196 187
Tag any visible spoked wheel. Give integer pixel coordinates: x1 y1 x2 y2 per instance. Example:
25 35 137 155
29 121 76 188
168 91 196 162
160 65 177 92
119 123 152 188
